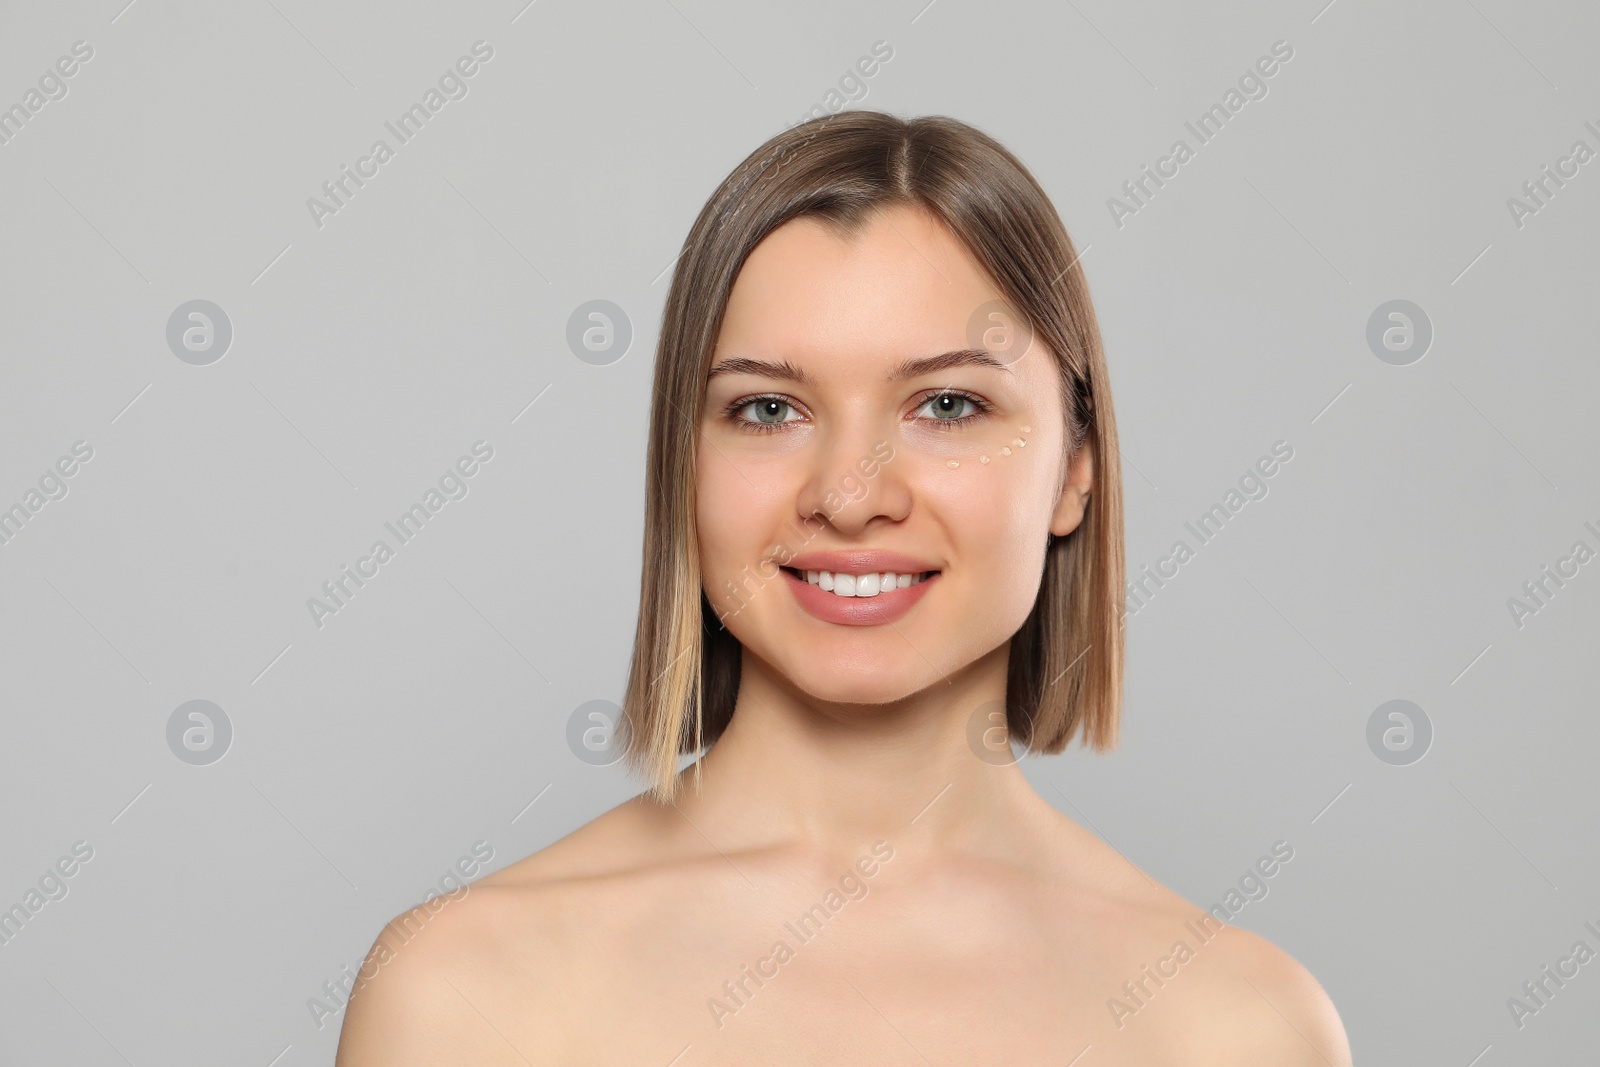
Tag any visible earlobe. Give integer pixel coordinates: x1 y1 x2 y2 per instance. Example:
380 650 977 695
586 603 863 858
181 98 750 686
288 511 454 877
1050 487 1091 538
1049 440 1094 538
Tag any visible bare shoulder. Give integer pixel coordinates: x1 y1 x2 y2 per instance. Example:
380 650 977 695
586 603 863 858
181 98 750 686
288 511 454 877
1032 812 1349 1064
1128 906 1353 1067
332 879 535 1065
334 797 667 1066
1188 923 1351 1065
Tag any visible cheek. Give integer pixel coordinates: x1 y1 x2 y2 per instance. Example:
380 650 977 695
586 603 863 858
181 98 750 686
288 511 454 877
695 453 740 567
921 429 1057 607
944 463 1044 568
918 421 1049 519
695 445 788 576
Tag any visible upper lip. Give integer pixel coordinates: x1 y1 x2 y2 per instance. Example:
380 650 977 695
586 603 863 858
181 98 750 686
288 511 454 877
780 550 941 575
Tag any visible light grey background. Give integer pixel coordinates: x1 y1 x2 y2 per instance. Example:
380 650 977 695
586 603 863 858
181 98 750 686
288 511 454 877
1 0 1597 1062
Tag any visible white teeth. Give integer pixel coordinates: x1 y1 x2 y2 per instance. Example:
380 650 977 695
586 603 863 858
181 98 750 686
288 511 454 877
802 569 932 598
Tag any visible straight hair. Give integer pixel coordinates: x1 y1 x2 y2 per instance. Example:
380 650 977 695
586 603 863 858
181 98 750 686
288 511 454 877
622 110 1124 803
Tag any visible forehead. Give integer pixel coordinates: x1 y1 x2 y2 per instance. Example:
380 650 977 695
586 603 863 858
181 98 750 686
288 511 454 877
716 204 1006 364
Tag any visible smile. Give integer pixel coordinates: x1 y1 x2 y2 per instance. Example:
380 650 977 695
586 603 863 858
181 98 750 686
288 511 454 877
780 567 940 627
784 568 937 598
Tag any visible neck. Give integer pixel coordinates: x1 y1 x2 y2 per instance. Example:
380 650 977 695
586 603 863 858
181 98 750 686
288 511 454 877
656 641 1057 864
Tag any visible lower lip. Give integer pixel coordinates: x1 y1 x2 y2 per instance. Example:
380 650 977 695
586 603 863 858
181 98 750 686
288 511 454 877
783 569 938 627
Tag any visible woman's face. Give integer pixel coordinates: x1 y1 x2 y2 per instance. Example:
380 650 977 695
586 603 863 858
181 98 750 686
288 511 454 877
697 203 1092 706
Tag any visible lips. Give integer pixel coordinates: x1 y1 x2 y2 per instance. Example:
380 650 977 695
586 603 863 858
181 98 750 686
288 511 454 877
781 566 939 627
783 550 941 576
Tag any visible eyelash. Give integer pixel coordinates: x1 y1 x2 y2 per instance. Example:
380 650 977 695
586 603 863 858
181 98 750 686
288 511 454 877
721 390 995 435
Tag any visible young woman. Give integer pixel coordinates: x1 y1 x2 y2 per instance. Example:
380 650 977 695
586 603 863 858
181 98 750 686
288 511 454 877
337 111 1352 1065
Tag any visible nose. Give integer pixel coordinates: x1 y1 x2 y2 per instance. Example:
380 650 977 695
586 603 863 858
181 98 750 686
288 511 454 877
793 421 908 536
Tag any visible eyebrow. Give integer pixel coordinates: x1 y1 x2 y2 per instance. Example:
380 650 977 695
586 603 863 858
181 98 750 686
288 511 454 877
705 349 1013 387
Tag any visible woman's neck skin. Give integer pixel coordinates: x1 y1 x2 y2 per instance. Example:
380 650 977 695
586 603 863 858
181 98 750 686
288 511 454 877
659 641 1059 867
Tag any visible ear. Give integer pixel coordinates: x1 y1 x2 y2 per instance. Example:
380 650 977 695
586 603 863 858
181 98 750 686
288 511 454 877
1050 438 1094 538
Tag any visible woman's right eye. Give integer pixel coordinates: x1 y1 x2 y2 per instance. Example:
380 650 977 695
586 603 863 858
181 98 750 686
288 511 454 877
726 394 805 434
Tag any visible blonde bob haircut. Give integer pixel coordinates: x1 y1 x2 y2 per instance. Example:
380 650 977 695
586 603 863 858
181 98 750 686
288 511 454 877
622 110 1124 803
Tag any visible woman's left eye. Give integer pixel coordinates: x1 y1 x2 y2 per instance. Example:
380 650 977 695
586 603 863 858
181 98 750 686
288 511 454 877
914 392 989 426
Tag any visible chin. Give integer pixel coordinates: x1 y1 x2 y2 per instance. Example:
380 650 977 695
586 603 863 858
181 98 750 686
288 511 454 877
769 648 951 706
797 676 933 708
